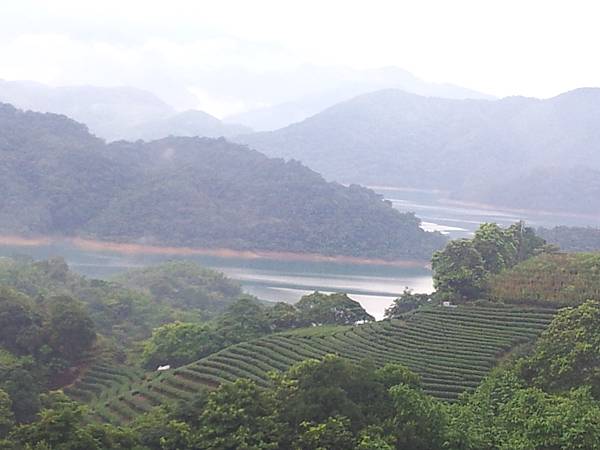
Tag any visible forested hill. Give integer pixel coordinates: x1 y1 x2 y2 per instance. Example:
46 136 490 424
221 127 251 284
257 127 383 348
238 88 600 214
0 103 445 259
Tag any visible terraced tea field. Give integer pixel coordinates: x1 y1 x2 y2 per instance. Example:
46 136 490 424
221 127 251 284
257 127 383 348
64 359 145 421
90 305 558 423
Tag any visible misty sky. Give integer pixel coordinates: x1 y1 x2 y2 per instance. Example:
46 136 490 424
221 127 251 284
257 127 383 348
1 0 599 117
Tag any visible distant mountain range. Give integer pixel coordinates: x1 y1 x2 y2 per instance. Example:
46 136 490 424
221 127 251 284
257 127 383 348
122 109 251 141
4 76 599 216
0 102 445 259
224 66 494 130
0 80 250 141
0 66 493 137
238 88 600 214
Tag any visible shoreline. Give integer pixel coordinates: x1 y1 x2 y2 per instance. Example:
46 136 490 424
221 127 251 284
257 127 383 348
0 234 429 268
441 198 600 222
370 185 600 222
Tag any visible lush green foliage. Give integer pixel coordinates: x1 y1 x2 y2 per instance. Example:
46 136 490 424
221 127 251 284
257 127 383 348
0 103 445 259
538 226 600 252
114 261 242 315
141 322 223 370
519 300 600 396
294 292 374 325
0 257 245 347
0 286 96 422
490 253 600 306
432 239 489 300
384 288 432 317
432 222 546 301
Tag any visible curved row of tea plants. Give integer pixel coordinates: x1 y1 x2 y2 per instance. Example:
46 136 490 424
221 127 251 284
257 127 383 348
64 358 145 418
95 305 557 422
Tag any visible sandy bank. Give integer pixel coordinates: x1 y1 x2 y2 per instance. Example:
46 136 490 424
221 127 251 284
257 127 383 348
0 234 429 268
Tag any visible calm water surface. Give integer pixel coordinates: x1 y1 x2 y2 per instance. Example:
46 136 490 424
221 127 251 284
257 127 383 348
2 189 596 320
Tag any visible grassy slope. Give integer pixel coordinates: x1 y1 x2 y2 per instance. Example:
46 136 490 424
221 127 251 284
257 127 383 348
490 253 600 306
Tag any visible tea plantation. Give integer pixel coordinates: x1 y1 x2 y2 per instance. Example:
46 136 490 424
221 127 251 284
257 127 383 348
82 304 558 423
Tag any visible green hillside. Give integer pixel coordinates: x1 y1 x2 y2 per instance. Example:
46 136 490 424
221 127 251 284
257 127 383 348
86 304 557 423
0 103 445 260
239 88 600 214
490 253 600 306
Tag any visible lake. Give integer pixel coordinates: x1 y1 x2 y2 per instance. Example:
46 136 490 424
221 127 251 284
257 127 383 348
1 188 596 320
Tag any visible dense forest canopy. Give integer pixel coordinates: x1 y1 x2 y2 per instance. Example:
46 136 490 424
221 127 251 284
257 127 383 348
239 88 600 214
0 103 445 260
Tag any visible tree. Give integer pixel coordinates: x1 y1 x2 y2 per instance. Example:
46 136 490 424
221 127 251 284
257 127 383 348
384 288 431 318
507 221 547 263
195 379 282 449
215 297 272 345
264 302 301 331
374 363 421 390
387 384 447 450
472 223 517 273
9 393 100 450
47 296 96 362
295 292 374 326
446 367 600 450
295 415 355 450
131 406 193 450
0 389 14 438
141 322 222 369
519 300 600 397
0 287 43 355
0 355 43 423
432 239 488 300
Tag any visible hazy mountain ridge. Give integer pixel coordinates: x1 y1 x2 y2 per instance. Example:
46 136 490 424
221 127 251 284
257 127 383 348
238 88 600 213
225 66 494 130
0 80 250 141
123 109 252 141
0 102 445 259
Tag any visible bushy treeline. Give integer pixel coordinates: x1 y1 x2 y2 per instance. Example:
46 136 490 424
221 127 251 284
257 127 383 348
0 258 244 347
2 301 599 449
431 222 548 301
0 287 95 422
0 103 445 260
